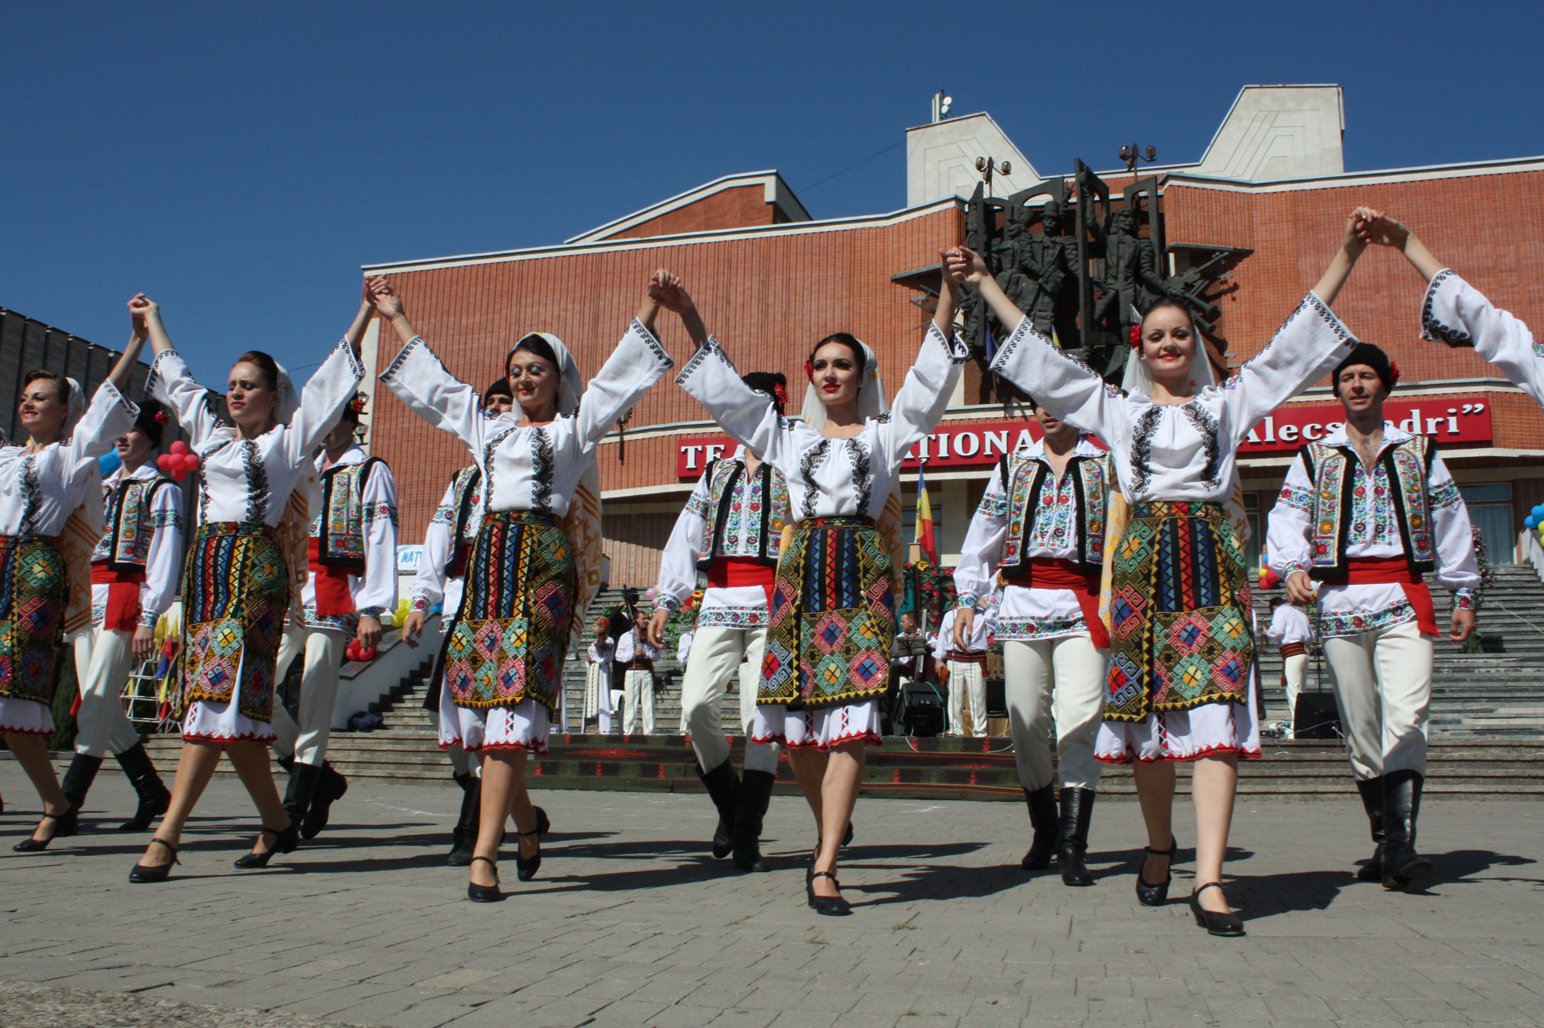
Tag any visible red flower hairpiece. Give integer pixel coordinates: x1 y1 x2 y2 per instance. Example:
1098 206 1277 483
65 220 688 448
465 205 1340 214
772 382 788 406
350 394 367 414
1389 360 1401 386
1129 325 1142 349
153 410 169 425
803 360 814 381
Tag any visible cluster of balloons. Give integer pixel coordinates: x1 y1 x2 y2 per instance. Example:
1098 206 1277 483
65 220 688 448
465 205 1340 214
155 441 201 481
1525 504 1544 540
1258 566 1282 590
344 639 378 662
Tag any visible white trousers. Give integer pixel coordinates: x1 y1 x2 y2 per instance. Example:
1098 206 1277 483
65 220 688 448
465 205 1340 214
1281 652 1309 726
945 658 988 737
679 626 779 775
1003 635 1107 791
1322 619 1432 780
270 621 349 767
72 626 143 758
621 669 656 735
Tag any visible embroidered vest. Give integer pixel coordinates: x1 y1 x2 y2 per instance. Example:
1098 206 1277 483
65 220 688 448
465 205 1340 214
697 457 788 570
100 474 176 571
1299 436 1437 579
445 466 482 579
996 450 1112 573
313 456 385 572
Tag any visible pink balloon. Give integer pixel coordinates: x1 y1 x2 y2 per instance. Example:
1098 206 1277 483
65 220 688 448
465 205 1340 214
156 454 174 471
180 453 200 472
169 440 189 456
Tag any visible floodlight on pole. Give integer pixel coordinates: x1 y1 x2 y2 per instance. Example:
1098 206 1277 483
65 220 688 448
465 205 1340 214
931 89 953 123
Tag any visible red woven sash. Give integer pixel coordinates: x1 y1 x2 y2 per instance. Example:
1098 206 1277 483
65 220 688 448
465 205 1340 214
1279 642 1308 658
1336 556 1439 638
90 563 145 633
307 537 355 618
1005 557 1109 649
706 557 776 609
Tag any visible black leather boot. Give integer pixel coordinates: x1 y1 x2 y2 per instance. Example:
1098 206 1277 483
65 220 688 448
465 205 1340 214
1354 777 1385 882
1021 785 1058 871
698 761 740 859
302 761 349 839
283 761 321 828
60 753 103 812
732 769 776 872
115 743 171 832
448 772 480 866
1056 787 1096 886
1382 769 1433 888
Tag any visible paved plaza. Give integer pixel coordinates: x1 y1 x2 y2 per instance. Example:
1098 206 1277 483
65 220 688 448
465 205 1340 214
1 758 1541 1026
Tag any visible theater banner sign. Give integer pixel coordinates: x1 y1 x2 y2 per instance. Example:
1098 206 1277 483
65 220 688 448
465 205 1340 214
674 398 1494 478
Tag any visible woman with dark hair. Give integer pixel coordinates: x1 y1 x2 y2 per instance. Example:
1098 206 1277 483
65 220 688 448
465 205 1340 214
661 262 967 915
951 209 1377 936
4 331 147 850
126 291 369 882
370 272 679 902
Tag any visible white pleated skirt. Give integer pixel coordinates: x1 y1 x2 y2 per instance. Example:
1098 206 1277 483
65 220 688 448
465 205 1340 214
752 700 883 751
0 697 54 735
437 687 550 755
182 699 277 744
1095 674 1261 764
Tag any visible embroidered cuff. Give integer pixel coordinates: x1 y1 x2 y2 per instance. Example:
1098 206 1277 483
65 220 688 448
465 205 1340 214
956 591 981 610
378 335 425 383
1453 589 1476 611
137 610 160 629
1279 562 1310 580
337 337 366 381
411 596 430 613
97 379 140 420
1419 270 1474 348
658 594 682 613
675 336 734 387
627 318 675 370
925 322 971 365
359 606 386 618
143 348 182 399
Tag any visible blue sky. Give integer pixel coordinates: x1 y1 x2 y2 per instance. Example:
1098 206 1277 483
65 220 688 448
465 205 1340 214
4 0 1540 385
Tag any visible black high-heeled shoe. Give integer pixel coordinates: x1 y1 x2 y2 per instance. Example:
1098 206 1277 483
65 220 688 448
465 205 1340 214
806 870 852 916
515 829 542 881
1189 882 1245 937
233 821 299 869
534 805 551 838
12 805 79 852
129 837 180 883
1135 837 1177 907
468 855 504 902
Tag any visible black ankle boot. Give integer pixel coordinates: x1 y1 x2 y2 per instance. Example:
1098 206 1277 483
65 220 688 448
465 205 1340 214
302 762 348 839
60 753 103 812
1056 787 1096 886
448 772 480 867
1382 769 1433 889
732 769 776 872
1354 777 1385 882
115 743 170 832
283 761 321 829
698 761 740 860
1021 785 1057 870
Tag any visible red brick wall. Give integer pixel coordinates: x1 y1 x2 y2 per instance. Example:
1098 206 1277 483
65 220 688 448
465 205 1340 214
609 185 781 239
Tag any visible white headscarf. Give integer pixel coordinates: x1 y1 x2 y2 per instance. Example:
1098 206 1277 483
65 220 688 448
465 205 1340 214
1121 308 1220 398
801 336 888 430
63 376 87 435
271 361 299 425
507 333 582 416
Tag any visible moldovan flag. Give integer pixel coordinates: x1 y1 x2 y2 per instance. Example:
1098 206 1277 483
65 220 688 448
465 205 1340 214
915 463 938 563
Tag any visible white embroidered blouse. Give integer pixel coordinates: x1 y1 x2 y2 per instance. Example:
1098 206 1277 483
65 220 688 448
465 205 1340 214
676 324 970 523
0 382 137 538
380 320 673 518
1420 269 1544 406
145 342 365 527
954 435 1105 642
302 443 399 627
988 296 1357 503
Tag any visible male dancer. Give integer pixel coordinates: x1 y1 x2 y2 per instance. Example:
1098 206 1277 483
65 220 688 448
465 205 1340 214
60 402 180 830
1268 342 1479 888
1265 596 1313 735
272 396 398 838
615 609 660 734
933 605 991 737
954 402 1113 886
649 372 790 870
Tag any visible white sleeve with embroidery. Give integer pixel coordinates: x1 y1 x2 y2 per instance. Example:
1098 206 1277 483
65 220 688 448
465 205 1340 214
137 480 184 627
356 461 400 617
875 324 970 471
1215 294 1357 444
573 320 675 452
411 479 458 614
989 317 1128 443
1265 451 1315 580
1422 270 1544 408
379 336 487 456
677 340 790 473
146 349 223 446
284 340 367 466
1427 450 1481 604
62 382 138 503
657 473 711 612
954 464 1009 609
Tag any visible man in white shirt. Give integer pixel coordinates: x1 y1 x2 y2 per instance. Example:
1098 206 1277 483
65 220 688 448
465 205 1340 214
615 609 660 734
1265 596 1313 735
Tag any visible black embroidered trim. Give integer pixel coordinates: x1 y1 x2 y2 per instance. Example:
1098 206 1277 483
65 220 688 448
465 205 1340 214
1179 401 1222 488
846 438 873 515
378 336 424 383
337 338 366 381
799 439 830 521
196 440 232 523
19 455 41 536
531 427 554 514
675 337 730 386
630 319 674 369
990 316 1119 397
480 424 518 515
1419 270 1473 348
144 349 178 398
242 439 268 524
1275 293 1353 346
930 323 971 365
1129 405 1165 495
875 411 893 424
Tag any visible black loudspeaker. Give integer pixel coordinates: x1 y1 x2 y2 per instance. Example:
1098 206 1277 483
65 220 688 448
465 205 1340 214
1293 692 1342 739
896 681 945 737
985 677 1007 718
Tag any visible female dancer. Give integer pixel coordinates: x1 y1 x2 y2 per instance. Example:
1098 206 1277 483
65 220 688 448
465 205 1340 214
952 209 1376 935
128 292 369 881
4 330 147 850
660 262 967 915
371 273 678 902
